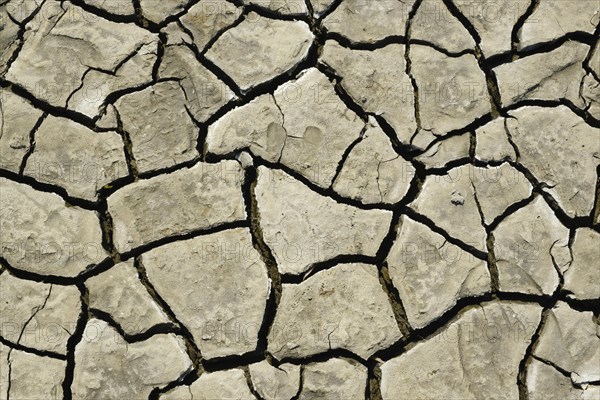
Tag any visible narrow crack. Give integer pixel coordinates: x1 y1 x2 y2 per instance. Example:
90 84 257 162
5 348 12 400
184 104 210 162
592 164 600 225
367 362 383 400
113 107 139 179
0 335 66 360
373 212 414 337
201 351 265 373
243 166 282 357
17 112 47 175
329 122 367 188
96 77 184 117
404 0 423 147
515 31 596 61
402 207 488 260
271 94 289 163
315 0 342 21
97 198 119 264
61 283 89 400
154 0 203 30
583 25 600 82
67 0 139 25
324 32 406 51
88 307 179 343
194 10 245 55
470 179 500 292
242 366 264 400
118 220 249 262
289 364 305 400
415 112 495 158
237 1 310 23
5 282 54 400
517 306 548 400
530 355 575 379
1 165 126 211
304 0 314 19
469 130 477 161
474 45 503 118
503 116 521 162
151 32 167 82
275 347 368 370
0 255 114 287
501 97 600 130
511 0 540 57
316 64 369 123
177 40 242 97
282 254 376 284
64 68 94 110
377 260 413 337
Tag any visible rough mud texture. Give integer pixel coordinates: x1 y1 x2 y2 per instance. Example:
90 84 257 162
0 0 598 399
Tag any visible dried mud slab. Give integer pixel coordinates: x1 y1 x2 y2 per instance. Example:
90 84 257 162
495 42 590 108
0 178 108 277
493 196 570 295
506 105 600 217
248 361 301 400
0 273 81 354
114 81 199 174
410 45 490 147
141 228 270 359
411 0 475 54
5 1 158 116
527 359 600 400
107 160 245 252
386 216 490 329
519 0 600 48
22 116 128 200
454 0 530 57
85 260 171 336
381 301 542 400
268 263 402 359
322 0 414 43
563 228 600 300
0 89 43 173
320 41 417 144
161 369 254 399
273 68 365 188
0 342 66 400
243 0 308 15
205 13 314 91
300 358 367 399
255 166 392 275
533 302 600 386
206 94 286 162
332 118 416 204
72 319 192 399
410 163 532 246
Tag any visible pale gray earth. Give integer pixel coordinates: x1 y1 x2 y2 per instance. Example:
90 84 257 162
0 0 599 399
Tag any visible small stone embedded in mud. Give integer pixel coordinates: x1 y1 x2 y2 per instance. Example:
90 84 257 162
450 191 465 206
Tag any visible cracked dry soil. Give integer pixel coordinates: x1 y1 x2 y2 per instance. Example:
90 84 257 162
0 0 599 399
